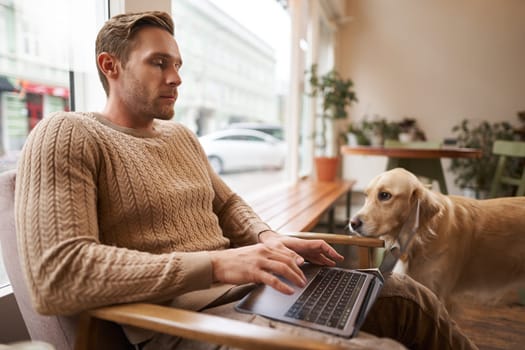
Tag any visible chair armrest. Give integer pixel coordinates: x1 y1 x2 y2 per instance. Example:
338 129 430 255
79 235 384 349
282 232 384 248
85 303 347 350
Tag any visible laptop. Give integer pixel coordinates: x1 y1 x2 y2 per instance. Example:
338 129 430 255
235 201 420 338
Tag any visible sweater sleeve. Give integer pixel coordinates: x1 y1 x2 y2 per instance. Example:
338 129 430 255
14 114 213 315
181 125 271 247
210 170 272 247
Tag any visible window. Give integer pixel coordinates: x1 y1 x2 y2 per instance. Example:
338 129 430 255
0 0 107 289
172 0 291 196
0 0 294 289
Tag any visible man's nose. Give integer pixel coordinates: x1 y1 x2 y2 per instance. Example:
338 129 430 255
167 66 182 86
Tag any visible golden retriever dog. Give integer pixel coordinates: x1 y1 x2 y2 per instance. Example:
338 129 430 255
349 168 525 312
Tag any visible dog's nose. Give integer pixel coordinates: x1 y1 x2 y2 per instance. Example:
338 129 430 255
350 217 362 230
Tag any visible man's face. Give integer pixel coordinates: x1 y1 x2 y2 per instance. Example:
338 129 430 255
118 26 182 121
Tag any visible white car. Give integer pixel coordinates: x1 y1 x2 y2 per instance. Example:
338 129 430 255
227 123 284 140
198 129 286 174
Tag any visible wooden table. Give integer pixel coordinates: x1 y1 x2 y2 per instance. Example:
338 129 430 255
340 145 482 194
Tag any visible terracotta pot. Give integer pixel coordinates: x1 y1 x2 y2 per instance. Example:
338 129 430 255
314 156 340 182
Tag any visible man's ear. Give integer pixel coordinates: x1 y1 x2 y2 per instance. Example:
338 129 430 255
97 52 119 78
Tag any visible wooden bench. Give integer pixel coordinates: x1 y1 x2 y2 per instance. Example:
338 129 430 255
245 178 384 268
246 178 353 233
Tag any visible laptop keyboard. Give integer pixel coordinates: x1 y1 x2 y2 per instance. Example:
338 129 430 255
285 268 366 329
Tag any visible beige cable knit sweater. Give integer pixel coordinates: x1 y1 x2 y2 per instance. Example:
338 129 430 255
15 112 271 315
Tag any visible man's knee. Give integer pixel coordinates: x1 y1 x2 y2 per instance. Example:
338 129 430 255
360 274 431 343
361 273 477 350
379 273 444 315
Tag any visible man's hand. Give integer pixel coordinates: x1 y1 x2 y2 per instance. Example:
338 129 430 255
209 244 307 294
209 232 344 295
259 231 344 267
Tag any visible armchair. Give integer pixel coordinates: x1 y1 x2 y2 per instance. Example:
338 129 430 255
0 170 384 350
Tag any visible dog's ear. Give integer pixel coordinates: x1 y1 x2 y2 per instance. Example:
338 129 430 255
411 185 443 224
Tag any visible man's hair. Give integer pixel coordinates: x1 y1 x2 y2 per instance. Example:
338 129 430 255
95 11 174 96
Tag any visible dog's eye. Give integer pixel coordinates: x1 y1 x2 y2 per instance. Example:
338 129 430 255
378 192 392 201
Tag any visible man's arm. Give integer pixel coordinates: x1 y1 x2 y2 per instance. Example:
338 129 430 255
184 127 270 247
190 135 344 291
15 114 214 315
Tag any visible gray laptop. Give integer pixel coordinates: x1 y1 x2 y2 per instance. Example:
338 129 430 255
235 201 420 338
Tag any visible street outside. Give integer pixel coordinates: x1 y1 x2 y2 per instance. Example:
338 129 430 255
218 168 287 198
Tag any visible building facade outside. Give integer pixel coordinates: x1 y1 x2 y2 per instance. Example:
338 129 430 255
0 0 284 156
0 0 70 157
171 0 281 135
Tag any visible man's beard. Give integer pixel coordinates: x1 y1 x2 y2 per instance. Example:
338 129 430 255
153 102 175 120
123 90 175 120
123 74 175 121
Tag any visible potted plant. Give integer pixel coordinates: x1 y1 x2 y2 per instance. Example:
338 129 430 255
348 116 400 146
347 123 370 146
306 64 358 181
397 118 417 142
516 110 525 139
362 117 401 146
449 119 515 198
397 117 427 142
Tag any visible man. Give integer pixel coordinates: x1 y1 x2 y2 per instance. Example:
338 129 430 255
15 11 477 350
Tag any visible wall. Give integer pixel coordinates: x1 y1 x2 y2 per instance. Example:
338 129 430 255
336 0 525 193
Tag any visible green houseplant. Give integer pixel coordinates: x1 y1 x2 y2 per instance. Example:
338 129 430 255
347 123 370 146
347 116 403 146
306 64 358 155
361 117 400 146
449 119 515 198
397 117 427 142
306 64 358 180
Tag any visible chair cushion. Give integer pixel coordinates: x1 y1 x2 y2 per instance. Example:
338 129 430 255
0 170 77 349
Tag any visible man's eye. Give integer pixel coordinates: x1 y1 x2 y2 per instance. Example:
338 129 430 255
378 192 392 201
153 59 166 67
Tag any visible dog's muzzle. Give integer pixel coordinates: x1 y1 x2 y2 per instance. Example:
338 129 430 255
350 217 362 230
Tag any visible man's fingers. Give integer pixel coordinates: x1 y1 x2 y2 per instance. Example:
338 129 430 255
278 237 345 266
259 271 295 295
308 241 344 264
259 257 306 287
311 240 344 261
324 245 344 261
210 243 313 295
306 253 338 266
259 245 306 283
